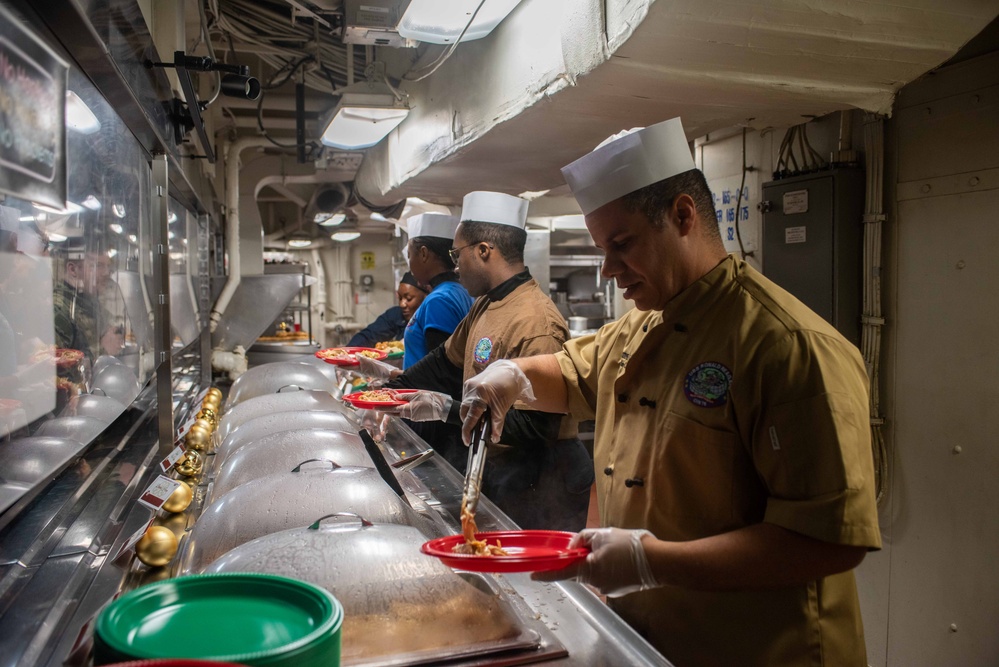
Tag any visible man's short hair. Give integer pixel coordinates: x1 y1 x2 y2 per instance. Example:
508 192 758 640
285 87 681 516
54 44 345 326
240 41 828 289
412 235 455 271
458 221 527 264
621 168 721 242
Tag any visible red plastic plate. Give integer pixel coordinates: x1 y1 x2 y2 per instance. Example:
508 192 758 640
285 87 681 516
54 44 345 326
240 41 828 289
314 346 387 367
343 388 418 410
421 530 589 573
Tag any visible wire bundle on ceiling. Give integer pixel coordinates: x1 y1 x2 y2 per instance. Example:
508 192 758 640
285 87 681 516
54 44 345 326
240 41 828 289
204 0 367 93
773 122 829 180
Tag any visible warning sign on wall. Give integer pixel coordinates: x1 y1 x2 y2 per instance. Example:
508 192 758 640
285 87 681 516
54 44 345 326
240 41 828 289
360 251 375 270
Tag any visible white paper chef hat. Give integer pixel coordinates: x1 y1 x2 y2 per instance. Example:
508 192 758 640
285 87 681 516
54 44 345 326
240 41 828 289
459 191 528 229
407 212 460 240
560 117 695 215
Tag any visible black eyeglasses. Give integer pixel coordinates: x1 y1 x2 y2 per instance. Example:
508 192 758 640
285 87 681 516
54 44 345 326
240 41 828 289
448 241 492 264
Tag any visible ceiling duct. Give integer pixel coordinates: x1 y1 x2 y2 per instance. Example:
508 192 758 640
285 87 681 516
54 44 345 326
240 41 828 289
353 187 406 220
314 182 351 213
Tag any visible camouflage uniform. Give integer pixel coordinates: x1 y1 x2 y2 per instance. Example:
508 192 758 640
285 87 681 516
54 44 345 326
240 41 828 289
53 280 111 363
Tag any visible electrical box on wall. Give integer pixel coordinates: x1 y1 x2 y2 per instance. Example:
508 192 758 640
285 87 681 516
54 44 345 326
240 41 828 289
760 169 865 344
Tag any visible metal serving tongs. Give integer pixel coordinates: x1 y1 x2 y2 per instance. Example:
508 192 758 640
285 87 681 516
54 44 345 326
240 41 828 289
462 410 491 517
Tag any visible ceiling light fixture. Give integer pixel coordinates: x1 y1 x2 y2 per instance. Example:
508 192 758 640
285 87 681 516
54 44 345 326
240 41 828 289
65 91 101 134
320 80 409 150
331 231 361 243
398 0 524 44
81 195 102 210
287 230 314 248
316 212 347 227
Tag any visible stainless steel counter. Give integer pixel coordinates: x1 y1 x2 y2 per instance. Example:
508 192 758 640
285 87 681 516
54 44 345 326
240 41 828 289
366 413 672 667
0 384 672 667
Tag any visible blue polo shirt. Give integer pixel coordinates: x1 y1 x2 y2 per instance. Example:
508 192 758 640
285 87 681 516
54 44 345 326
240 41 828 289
403 279 473 368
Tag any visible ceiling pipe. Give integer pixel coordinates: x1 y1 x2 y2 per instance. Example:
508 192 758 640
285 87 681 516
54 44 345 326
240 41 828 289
209 136 271 333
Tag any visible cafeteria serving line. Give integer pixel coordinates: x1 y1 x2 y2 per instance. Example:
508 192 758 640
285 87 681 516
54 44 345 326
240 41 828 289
1 1 998 666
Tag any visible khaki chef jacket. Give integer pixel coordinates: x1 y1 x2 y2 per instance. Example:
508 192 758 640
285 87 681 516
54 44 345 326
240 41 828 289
447 276 577 440
556 256 881 667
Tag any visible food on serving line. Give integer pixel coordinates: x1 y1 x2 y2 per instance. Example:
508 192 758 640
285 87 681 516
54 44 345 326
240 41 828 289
375 340 404 352
257 331 310 342
30 346 84 366
317 347 381 361
453 500 508 557
353 389 401 402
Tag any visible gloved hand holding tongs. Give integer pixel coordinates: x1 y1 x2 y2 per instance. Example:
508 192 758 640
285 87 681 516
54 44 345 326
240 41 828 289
461 409 491 521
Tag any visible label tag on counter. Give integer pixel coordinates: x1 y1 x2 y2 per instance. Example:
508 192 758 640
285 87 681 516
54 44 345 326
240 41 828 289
174 388 212 437
159 443 187 473
138 475 183 511
112 517 155 562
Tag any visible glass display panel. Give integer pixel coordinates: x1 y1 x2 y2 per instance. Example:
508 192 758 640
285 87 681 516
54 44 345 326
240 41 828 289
0 67 154 443
169 199 202 348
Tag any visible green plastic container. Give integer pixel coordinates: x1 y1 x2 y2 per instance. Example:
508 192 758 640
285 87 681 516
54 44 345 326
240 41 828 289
94 573 342 667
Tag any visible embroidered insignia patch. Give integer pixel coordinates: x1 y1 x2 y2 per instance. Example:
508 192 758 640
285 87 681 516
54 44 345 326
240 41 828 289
683 362 732 408
473 337 493 364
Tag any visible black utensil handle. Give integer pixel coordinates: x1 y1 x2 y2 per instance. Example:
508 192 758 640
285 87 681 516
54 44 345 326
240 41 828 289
359 428 408 500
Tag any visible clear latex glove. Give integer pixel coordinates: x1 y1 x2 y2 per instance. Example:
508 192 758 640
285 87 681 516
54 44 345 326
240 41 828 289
357 355 400 387
395 390 453 422
459 359 534 444
357 409 391 442
532 528 659 598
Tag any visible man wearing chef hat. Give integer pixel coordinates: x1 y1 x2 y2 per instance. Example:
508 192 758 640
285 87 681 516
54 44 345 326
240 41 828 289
402 212 473 368
386 191 593 531
457 118 881 666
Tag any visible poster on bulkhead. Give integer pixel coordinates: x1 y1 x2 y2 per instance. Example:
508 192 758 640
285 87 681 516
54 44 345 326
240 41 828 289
0 4 68 209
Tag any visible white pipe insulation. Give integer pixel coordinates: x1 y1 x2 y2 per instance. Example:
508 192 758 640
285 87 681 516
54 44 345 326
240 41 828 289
209 137 271 333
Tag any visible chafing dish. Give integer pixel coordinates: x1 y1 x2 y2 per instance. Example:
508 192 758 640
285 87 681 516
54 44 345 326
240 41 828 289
288 356 343 387
0 436 87 515
180 464 434 573
33 415 107 444
214 409 356 468
91 363 141 405
206 515 540 667
208 429 370 503
59 393 126 423
225 362 334 409
213 389 348 447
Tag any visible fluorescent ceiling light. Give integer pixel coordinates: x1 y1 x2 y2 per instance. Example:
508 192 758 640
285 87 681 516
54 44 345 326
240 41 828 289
369 212 388 222
168 212 179 224
19 216 35 222
316 212 347 226
81 195 101 210
49 232 68 242
109 223 123 234
398 0 524 44
35 201 82 215
518 189 550 200
287 237 313 248
331 231 361 242
65 91 101 134
128 234 137 243
107 248 117 258
321 82 409 150
112 204 126 218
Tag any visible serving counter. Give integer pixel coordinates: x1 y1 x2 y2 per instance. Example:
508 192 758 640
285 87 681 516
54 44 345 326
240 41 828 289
0 370 672 667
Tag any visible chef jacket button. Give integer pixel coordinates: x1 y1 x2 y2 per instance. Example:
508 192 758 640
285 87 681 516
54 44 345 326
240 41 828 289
625 477 644 488
617 393 628 403
642 324 648 332
603 466 613 476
